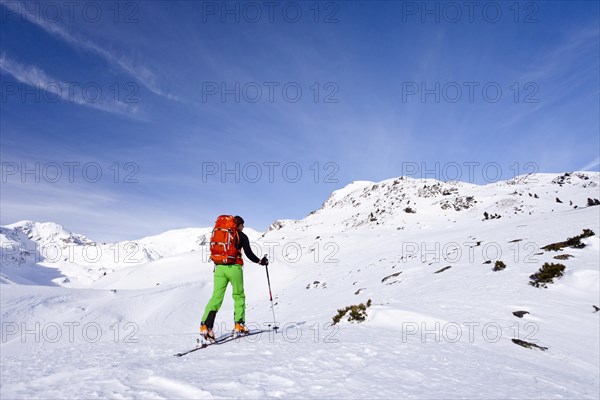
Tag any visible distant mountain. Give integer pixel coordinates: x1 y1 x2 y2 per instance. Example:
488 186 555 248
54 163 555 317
0 220 261 287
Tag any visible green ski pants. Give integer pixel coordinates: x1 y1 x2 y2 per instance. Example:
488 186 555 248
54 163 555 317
202 264 245 324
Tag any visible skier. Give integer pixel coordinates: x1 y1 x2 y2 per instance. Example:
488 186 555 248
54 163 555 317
200 215 267 341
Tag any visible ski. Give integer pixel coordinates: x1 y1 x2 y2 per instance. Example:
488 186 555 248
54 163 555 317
173 344 204 357
173 332 233 357
173 329 272 357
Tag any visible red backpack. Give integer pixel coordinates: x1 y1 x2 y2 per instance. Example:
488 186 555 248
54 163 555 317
210 215 241 265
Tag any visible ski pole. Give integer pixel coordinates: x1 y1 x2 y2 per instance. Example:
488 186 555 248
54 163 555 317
263 254 278 332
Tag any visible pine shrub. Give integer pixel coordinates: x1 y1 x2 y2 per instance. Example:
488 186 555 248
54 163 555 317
529 263 566 288
332 299 372 325
542 229 595 251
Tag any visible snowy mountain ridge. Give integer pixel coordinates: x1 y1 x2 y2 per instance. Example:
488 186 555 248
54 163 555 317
267 171 599 235
1 171 598 288
0 220 261 287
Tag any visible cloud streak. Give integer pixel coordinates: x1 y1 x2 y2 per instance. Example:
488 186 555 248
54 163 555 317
0 55 141 117
580 157 600 171
0 0 178 101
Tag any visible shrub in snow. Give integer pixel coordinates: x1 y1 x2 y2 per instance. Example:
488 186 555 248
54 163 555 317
332 299 372 325
529 263 566 288
542 229 595 251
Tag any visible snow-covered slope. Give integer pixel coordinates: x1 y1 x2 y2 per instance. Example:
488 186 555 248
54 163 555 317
1 172 599 399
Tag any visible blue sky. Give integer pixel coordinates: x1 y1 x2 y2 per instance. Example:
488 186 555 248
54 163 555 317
1 0 599 241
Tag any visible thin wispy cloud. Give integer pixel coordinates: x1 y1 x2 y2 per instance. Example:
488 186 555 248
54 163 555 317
0 1 179 101
580 157 600 171
498 25 599 130
518 25 599 90
0 55 140 117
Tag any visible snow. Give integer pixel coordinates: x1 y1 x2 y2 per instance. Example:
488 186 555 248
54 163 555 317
1 172 599 398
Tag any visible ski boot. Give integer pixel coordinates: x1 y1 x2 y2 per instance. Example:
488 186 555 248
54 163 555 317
233 322 249 337
200 323 216 343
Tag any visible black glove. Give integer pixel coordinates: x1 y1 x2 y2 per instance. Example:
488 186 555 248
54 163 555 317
259 256 268 266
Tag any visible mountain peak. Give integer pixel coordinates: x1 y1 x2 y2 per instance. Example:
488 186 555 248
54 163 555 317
5 220 94 246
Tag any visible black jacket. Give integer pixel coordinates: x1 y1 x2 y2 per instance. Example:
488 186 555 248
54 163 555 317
237 231 260 263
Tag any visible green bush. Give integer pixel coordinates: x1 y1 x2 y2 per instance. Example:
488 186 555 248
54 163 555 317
493 261 506 271
332 299 372 325
542 229 595 251
529 263 566 288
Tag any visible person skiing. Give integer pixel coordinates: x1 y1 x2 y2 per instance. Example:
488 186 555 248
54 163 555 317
200 215 267 341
